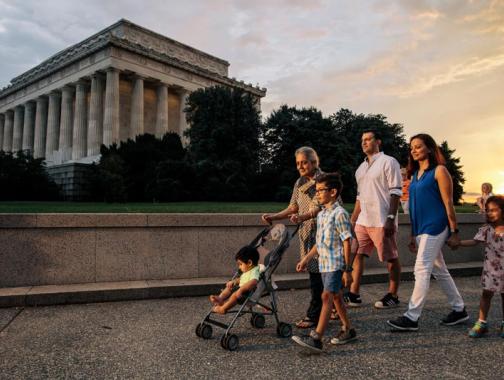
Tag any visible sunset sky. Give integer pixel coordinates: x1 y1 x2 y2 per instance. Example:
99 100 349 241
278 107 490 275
1 0 503 199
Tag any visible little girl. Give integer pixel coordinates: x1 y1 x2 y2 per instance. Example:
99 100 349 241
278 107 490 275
456 195 504 338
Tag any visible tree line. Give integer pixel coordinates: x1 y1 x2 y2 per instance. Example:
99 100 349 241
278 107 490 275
0 85 465 203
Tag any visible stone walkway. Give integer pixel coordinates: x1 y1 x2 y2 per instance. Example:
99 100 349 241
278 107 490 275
0 276 503 379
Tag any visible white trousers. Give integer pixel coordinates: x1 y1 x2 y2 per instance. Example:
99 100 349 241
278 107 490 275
404 227 464 322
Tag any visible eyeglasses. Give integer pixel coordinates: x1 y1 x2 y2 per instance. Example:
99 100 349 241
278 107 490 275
315 188 331 194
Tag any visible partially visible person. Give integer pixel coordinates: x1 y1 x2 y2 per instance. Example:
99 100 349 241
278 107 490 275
400 167 410 215
292 173 356 353
346 130 403 309
476 183 494 214
452 195 504 338
210 245 260 314
261 147 323 329
387 133 468 331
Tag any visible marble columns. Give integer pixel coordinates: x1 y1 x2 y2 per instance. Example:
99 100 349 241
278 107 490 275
22 101 36 152
130 75 144 139
2 111 13 152
103 68 120 145
46 91 61 157
155 83 168 138
59 85 74 161
12 106 24 152
87 74 104 156
72 81 88 160
33 97 49 159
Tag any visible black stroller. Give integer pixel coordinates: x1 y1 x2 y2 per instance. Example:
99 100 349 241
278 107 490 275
195 223 298 351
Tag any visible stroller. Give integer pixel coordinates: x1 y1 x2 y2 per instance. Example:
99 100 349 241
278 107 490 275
195 223 298 351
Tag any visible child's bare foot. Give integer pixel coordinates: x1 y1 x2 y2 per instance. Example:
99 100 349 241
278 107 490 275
209 295 223 305
212 305 226 314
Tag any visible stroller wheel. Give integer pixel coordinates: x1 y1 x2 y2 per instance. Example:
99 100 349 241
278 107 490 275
225 334 239 351
200 323 213 339
276 322 292 338
195 323 202 337
250 313 266 328
220 334 227 349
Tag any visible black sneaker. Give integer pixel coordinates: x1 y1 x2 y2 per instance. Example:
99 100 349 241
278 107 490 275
441 308 469 326
291 335 323 353
330 328 357 345
374 293 400 309
343 292 362 307
387 316 419 331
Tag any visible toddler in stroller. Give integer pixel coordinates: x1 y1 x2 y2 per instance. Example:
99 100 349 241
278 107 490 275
209 245 261 314
195 224 296 351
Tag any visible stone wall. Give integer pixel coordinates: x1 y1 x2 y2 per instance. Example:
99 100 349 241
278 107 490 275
0 213 486 288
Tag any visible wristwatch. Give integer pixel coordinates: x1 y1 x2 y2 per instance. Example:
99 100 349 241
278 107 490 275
342 264 353 272
450 228 459 234
386 214 395 220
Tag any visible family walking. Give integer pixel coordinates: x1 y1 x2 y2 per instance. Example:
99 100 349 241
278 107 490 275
260 130 503 353
206 130 503 354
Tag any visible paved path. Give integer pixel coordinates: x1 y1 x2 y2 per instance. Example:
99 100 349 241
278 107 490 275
1 276 503 379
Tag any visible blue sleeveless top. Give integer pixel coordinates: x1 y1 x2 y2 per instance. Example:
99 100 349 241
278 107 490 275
409 167 448 236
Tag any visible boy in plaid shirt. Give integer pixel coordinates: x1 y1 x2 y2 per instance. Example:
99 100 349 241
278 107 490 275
292 172 357 353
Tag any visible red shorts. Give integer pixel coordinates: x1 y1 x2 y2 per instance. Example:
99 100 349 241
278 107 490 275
354 224 399 262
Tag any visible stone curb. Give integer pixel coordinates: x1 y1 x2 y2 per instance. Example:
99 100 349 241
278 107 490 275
0 262 482 308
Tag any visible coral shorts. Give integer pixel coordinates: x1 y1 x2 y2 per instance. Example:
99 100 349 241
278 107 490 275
354 224 399 262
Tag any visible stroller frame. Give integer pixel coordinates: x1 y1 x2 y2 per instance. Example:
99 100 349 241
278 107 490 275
195 224 298 351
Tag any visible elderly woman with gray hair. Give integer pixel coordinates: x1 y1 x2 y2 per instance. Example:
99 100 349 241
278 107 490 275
262 146 324 329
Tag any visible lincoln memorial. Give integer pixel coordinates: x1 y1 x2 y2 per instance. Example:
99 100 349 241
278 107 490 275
0 19 266 198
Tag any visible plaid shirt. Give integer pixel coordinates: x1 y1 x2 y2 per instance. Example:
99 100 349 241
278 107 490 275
316 202 353 272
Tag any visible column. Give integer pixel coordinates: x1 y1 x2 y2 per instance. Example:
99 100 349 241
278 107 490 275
155 83 169 138
72 80 89 160
2 110 14 152
87 73 104 156
45 91 61 157
22 101 36 152
179 90 190 146
59 85 74 161
103 68 120 145
33 97 49 159
130 75 144 139
12 106 24 152
0 114 4 151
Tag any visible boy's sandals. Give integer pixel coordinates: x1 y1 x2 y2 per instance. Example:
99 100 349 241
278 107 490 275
295 317 317 329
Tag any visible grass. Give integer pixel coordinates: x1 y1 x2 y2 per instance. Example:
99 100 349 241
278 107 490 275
0 201 479 214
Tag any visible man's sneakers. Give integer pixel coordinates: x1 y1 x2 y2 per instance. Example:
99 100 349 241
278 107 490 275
343 292 362 307
292 330 323 354
374 293 400 309
330 328 357 345
387 316 419 331
468 320 488 338
441 308 469 326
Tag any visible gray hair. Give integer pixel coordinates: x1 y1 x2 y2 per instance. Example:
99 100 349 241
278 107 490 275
295 146 319 168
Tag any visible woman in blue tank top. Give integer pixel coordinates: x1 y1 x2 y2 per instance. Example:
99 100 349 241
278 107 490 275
387 134 468 331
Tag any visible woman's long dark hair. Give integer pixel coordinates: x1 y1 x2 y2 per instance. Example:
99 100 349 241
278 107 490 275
407 133 446 176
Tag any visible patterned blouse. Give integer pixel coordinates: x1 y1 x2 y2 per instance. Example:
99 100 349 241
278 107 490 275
474 225 504 292
289 168 323 273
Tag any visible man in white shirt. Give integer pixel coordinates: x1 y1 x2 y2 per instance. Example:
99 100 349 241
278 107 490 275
346 130 403 309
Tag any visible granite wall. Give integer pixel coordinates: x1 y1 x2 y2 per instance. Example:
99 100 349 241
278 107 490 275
0 213 486 288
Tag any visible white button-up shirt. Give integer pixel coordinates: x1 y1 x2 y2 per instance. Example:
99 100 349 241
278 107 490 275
355 152 402 227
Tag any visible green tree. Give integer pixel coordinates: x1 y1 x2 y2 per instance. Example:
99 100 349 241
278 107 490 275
0 151 60 200
89 132 188 202
185 85 262 201
439 141 465 205
329 109 409 200
259 105 351 201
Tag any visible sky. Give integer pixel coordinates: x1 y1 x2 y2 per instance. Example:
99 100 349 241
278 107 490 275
1 0 503 200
